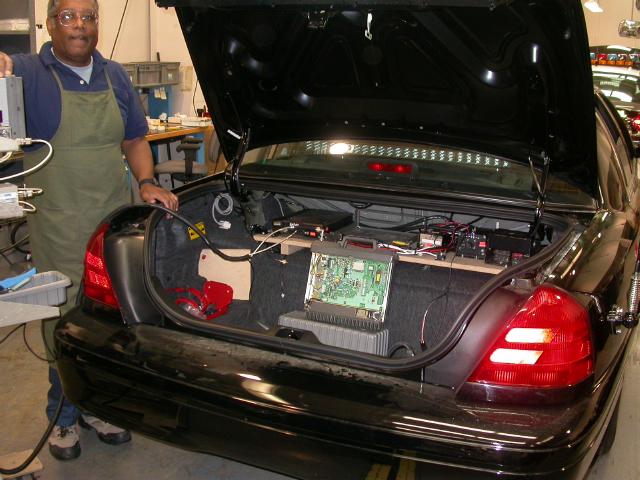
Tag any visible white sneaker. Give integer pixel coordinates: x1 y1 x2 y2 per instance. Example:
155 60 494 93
48 425 81 460
79 414 131 445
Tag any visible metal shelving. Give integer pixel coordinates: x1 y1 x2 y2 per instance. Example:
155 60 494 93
0 1 36 55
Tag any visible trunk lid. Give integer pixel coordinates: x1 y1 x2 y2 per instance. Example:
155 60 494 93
157 0 597 198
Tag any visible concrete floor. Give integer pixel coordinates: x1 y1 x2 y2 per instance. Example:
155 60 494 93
0 238 638 479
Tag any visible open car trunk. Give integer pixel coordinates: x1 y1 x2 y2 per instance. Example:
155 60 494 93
140 0 596 371
146 180 572 366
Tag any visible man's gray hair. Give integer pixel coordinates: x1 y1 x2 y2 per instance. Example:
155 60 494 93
47 0 99 17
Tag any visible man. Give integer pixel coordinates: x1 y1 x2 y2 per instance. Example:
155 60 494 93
0 0 178 461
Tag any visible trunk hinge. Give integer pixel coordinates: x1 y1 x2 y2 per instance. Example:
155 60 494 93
529 152 550 236
224 91 250 198
228 126 250 198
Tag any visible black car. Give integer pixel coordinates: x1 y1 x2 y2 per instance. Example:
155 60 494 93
55 1 640 479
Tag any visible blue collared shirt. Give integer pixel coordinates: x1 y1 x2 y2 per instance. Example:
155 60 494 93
11 42 148 143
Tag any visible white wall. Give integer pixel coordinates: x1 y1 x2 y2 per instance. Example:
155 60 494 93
149 2 203 116
584 1 640 47
32 1 640 118
35 0 150 61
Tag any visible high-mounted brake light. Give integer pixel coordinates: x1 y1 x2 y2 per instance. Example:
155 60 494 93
83 223 120 309
467 285 593 388
367 162 413 174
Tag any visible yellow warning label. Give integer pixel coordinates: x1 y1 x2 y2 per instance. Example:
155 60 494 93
395 459 416 480
365 464 391 480
188 222 206 240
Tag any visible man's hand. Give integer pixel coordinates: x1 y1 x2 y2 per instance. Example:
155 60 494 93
122 136 179 211
0 52 13 78
139 183 179 211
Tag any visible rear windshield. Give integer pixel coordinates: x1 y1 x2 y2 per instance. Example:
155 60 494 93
592 71 640 103
241 140 594 206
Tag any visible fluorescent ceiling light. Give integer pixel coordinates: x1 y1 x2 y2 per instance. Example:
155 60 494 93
584 0 604 13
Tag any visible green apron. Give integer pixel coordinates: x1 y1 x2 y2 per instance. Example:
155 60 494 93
23 67 130 359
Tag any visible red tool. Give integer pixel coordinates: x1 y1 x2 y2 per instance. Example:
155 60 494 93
171 281 233 320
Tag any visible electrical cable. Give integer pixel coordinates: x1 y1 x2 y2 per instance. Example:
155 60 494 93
0 251 12 265
18 187 43 198
22 325 51 363
142 203 251 262
0 394 64 476
192 79 200 116
211 193 233 228
251 229 298 256
10 219 29 254
0 323 24 346
419 249 456 350
109 0 129 60
146 203 299 261
0 139 54 182
18 201 36 213
0 151 12 164
275 195 285 216
1 233 29 254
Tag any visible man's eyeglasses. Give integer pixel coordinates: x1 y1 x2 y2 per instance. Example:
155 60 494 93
53 9 98 27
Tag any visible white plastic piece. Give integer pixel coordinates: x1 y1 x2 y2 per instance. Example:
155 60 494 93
0 183 23 219
0 136 19 152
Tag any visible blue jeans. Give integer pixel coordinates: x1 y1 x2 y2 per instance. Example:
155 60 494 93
46 367 79 427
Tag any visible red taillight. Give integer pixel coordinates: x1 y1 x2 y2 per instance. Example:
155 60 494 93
467 285 593 388
367 162 413 174
630 115 640 133
83 223 120 309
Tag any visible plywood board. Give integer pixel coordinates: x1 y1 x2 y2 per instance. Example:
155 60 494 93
198 249 252 300
0 301 59 327
251 234 502 275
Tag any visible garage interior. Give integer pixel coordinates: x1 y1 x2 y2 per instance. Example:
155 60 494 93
1 0 640 479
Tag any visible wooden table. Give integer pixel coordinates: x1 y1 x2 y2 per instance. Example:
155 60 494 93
145 124 209 143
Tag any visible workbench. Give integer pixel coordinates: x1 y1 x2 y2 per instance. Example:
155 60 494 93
144 124 209 143
146 124 210 165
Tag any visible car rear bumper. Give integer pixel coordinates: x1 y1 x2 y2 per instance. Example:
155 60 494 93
55 309 624 480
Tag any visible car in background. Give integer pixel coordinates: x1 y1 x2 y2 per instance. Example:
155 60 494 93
592 65 640 146
590 45 640 147
54 1 639 479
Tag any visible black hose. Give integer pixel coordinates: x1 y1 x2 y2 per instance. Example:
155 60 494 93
0 394 64 475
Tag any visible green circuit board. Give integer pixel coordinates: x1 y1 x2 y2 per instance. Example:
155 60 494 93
307 252 392 314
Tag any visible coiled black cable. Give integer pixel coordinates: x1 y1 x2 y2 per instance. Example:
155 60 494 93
142 203 251 262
